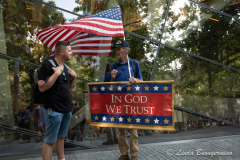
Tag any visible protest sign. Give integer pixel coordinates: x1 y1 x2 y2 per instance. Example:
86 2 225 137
88 81 175 131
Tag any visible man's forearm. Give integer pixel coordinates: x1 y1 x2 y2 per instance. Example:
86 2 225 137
39 73 59 92
70 77 77 91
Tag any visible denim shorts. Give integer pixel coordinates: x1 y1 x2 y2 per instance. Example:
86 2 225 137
44 108 72 144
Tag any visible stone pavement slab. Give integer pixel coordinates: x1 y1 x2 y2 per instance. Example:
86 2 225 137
18 135 240 160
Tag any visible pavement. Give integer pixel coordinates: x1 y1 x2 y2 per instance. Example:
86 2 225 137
16 134 240 160
2 123 240 160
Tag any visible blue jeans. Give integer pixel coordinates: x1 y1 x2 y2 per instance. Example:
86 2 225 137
44 108 72 144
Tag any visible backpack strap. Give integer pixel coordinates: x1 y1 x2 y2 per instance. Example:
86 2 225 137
131 59 137 78
48 59 57 68
63 63 70 70
50 59 70 72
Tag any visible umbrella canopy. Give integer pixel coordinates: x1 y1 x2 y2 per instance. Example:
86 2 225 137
36 7 124 56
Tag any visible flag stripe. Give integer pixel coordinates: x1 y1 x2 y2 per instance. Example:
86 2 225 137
48 29 69 49
53 24 124 33
64 19 123 28
71 40 113 45
72 52 111 55
49 30 76 50
79 17 123 24
71 46 112 50
72 43 112 47
69 33 88 43
39 29 62 42
43 29 64 46
72 49 112 53
37 28 56 38
51 30 78 51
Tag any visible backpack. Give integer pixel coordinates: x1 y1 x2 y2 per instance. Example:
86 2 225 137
33 59 70 104
113 59 138 77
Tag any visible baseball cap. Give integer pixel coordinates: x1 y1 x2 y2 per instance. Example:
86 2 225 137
113 40 129 48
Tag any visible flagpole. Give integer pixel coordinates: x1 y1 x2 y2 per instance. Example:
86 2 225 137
118 6 132 78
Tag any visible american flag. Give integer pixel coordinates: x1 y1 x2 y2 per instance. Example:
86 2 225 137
36 7 124 56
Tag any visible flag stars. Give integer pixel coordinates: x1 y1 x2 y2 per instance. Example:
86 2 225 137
163 85 169 91
144 85 149 91
109 86 114 91
110 116 115 121
127 117 132 122
154 118 159 124
153 85 159 91
101 86 105 91
126 86 131 91
94 116 99 120
117 86 122 91
136 118 141 123
164 118 169 124
118 117 123 122
92 86 97 91
135 85 140 91
145 118 150 123
102 116 107 121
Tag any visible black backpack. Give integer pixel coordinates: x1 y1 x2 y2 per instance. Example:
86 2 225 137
113 59 138 77
33 59 70 104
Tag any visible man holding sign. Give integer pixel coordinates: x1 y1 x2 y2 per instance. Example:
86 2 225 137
111 39 143 160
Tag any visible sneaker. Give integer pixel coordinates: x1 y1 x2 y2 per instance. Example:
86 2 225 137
93 137 101 140
17 137 22 142
35 137 42 142
127 133 130 137
118 155 130 160
19 139 30 143
12 139 19 142
102 139 115 145
24 140 30 143
87 137 93 140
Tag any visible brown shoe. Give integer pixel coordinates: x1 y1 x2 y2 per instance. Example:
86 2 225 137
118 155 130 160
102 139 115 145
131 156 138 160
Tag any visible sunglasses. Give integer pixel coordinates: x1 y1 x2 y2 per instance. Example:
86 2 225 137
62 70 67 82
72 103 77 105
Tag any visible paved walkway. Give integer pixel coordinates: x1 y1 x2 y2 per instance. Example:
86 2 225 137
18 135 240 160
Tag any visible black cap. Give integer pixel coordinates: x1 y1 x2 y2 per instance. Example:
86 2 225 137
113 40 129 48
